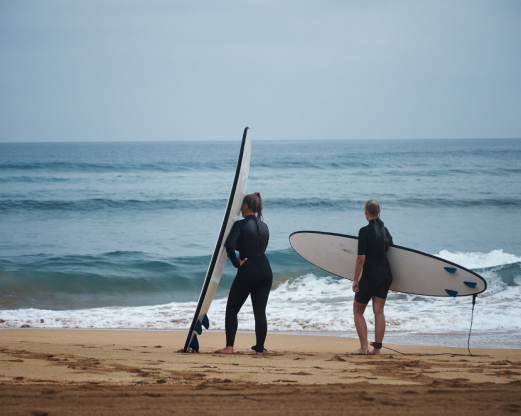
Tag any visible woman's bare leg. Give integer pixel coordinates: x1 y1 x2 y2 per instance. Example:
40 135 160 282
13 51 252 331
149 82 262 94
371 296 386 355
353 300 369 354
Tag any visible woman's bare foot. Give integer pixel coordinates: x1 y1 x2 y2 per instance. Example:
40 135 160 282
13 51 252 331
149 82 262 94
370 349 382 355
352 347 369 355
218 346 234 354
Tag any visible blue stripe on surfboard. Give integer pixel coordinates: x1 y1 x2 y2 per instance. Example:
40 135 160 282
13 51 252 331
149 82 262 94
444 267 457 273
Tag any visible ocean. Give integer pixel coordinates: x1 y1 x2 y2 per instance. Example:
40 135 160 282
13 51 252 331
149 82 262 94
1 139 520 349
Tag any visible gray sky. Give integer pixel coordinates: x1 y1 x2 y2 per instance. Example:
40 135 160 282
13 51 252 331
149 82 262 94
1 1 520 142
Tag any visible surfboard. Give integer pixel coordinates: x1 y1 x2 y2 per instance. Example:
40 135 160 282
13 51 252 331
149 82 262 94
183 127 252 352
289 231 487 297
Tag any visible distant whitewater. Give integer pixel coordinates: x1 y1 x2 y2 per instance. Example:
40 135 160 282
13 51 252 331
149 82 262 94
1 139 520 348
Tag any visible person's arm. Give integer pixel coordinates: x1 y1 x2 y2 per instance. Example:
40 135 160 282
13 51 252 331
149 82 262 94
352 255 365 293
225 222 243 268
353 229 367 293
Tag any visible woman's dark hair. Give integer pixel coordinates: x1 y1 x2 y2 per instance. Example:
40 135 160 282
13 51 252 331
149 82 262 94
243 192 263 221
364 199 381 221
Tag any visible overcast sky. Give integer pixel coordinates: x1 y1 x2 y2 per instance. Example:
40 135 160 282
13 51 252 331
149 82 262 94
1 1 520 142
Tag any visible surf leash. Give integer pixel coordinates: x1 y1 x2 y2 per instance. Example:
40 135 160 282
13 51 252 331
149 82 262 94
371 295 488 357
369 342 407 355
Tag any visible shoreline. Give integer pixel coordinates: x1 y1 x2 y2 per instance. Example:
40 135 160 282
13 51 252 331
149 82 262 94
1 329 520 415
2 327 519 349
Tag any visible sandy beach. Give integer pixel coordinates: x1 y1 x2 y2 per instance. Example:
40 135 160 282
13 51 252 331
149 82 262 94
0 329 520 415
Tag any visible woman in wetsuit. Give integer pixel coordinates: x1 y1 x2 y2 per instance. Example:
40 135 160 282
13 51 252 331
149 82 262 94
352 199 393 355
218 192 272 355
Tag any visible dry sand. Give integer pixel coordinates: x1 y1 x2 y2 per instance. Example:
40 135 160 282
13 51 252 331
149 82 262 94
1 329 520 415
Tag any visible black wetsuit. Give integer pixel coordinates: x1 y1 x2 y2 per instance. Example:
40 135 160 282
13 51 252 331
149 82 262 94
355 219 394 305
225 215 272 352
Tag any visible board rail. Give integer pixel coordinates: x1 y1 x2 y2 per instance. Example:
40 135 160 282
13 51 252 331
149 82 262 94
289 230 487 297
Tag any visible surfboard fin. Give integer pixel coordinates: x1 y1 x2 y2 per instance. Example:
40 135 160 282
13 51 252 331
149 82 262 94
202 314 210 330
195 320 203 335
445 289 458 297
189 334 199 352
444 267 457 273
464 282 477 288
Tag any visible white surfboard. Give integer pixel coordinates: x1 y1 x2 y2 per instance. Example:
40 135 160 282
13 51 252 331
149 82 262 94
289 231 486 297
183 128 252 352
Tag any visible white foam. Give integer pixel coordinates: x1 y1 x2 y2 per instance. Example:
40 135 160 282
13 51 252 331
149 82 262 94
1 274 519 334
435 249 521 269
1 250 520 337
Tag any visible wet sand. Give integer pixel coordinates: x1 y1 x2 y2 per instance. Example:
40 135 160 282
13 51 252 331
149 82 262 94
1 329 520 415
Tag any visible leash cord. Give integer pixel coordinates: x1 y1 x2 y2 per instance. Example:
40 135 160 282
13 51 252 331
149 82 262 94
376 295 488 357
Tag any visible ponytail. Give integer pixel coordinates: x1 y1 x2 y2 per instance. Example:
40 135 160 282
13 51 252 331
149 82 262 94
243 192 263 221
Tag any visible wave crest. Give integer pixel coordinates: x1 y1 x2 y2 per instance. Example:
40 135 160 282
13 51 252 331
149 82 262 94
436 249 521 269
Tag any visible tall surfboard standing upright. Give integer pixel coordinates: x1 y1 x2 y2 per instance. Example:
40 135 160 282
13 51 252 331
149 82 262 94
184 128 252 352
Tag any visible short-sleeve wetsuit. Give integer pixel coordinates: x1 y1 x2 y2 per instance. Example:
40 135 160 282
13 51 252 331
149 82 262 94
225 215 272 352
355 219 394 305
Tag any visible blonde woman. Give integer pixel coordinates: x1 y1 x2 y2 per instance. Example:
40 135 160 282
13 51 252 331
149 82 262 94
352 200 393 355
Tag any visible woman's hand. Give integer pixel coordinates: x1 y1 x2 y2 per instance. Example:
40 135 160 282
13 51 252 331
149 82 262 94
352 280 359 293
238 257 248 267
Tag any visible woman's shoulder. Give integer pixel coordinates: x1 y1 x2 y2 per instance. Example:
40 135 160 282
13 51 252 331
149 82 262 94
231 218 247 229
358 223 370 235
255 218 268 230
379 220 390 232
